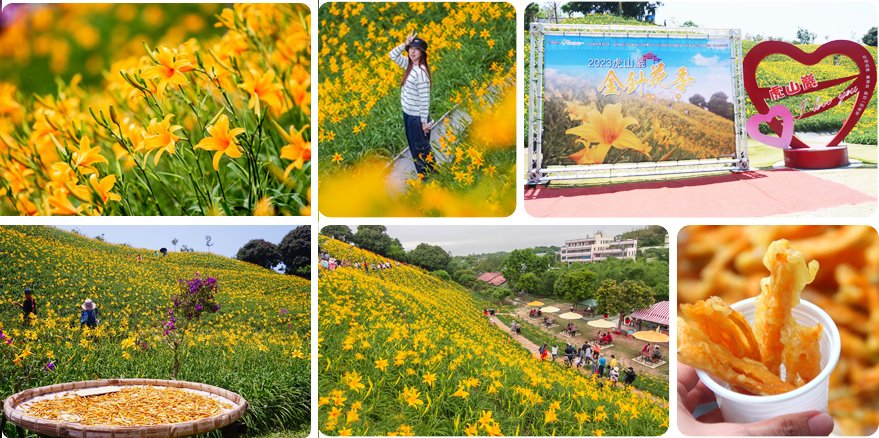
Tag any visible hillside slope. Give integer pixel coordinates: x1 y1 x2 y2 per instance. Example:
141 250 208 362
318 236 668 436
0 226 311 434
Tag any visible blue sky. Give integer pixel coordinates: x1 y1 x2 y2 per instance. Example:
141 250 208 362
57 226 305 259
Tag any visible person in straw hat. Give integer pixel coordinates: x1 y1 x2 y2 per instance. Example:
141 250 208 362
80 299 98 328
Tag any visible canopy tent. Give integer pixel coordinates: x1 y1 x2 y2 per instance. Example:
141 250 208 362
587 320 616 328
575 299 598 310
541 306 560 313
633 331 669 343
527 301 545 306
627 301 669 326
558 312 583 320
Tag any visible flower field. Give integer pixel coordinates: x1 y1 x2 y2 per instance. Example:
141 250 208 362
743 40 878 144
0 4 311 215
0 226 311 435
318 2 516 217
525 15 877 155
318 236 669 436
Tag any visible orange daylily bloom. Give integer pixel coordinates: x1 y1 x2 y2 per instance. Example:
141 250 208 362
566 103 650 165
47 188 82 215
253 197 275 216
194 115 246 171
279 124 311 178
142 114 183 165
69 136 109 175
139 46 194 98
89 174 122 203
239 69 284 117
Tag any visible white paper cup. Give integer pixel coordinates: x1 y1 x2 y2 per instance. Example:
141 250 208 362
695 297 841 424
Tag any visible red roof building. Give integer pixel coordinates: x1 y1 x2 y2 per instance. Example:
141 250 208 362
477 272 506 286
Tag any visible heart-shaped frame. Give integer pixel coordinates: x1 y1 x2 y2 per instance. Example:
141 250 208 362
743 40 876 149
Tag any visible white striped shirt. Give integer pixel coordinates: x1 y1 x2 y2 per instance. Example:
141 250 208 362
389 43 430 123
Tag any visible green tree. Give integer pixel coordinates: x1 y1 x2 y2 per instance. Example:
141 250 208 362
516 272 540 294
561 1 662 20
595 279 654 330
476 253 506 273
682 20 697 27
353 225 392 256
688 94 707 109
863 27 878 46
538 269 561 296
492 288 511 306
795 27 816 45
236 239 280 270
707 91 734 121
278 225 311 278
320 225 354 242
524 3 540 30
386 238 408 263
408 243 451 272
431 270 452 282
500 249 546 287
453 269 478 288
553 269 597 302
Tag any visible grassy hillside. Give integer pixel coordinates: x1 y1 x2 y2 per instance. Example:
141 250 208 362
318 236 668 436
0 226 310 436
525 16 877 147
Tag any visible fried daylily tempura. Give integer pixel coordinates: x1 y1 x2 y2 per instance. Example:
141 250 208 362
678 239 823 395
680 297 762 362
754 239 822 387
678 317 796 395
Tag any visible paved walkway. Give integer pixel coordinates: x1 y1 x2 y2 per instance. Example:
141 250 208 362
489 314 669 409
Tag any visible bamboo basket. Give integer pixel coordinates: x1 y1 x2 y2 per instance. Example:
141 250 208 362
3 379 248 438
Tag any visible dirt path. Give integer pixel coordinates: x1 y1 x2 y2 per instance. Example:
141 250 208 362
488 315 669 408
385 106 471 196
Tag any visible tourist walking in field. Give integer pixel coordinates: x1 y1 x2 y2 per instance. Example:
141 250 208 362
390 30 433 177
12 288 36 327
551 344 558 362
610 366 620 386
598 354 607 377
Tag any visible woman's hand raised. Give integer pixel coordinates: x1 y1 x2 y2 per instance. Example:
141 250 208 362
406 30 416 45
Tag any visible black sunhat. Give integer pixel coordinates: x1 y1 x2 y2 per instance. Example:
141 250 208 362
407 38 428 53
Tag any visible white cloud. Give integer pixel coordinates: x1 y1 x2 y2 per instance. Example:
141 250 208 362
690 53 729 69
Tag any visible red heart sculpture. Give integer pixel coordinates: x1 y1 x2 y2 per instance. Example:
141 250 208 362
743 40 876 149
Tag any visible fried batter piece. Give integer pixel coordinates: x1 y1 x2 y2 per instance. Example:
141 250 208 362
680 296 762 362
678 318 797 395
754 239 822 385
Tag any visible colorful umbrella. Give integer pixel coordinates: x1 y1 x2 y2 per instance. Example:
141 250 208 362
527 301 545 306
541 306 560 313
559 312 583 320
587 320 616 328
633 331 669 343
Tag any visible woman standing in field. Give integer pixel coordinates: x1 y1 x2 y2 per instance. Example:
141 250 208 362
390 30 433 177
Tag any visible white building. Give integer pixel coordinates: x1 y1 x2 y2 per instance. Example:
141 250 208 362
560 233 638 264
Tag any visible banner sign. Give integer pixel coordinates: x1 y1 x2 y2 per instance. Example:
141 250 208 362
542 35 737 165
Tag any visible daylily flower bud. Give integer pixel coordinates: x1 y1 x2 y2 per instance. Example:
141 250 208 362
143 40 159 64
109 105 118 125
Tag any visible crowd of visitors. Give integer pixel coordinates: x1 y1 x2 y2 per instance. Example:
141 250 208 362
318 249 400 273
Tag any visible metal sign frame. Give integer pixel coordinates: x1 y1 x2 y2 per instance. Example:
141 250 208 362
527 23 749 184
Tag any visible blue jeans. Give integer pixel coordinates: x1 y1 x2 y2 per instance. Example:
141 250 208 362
403 112 433 176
